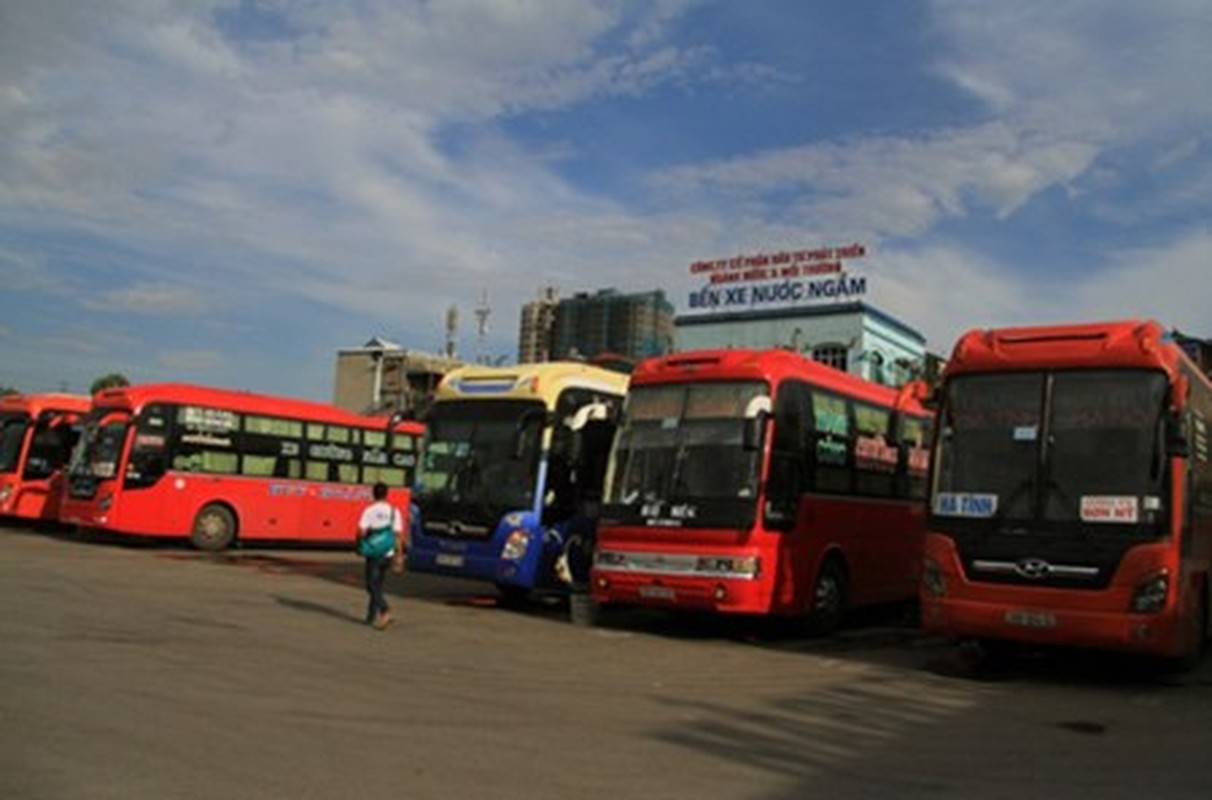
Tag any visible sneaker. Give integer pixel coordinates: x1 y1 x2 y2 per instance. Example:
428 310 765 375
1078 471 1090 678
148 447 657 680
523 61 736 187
372 612 394 630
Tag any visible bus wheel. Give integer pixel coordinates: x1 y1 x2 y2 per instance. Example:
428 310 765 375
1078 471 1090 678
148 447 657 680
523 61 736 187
806 558 847 636
191 504 237 552
1170 592 1208 673
495 584 530 606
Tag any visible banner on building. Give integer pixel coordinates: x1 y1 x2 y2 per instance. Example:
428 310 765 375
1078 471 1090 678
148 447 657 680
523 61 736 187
686 243 869 312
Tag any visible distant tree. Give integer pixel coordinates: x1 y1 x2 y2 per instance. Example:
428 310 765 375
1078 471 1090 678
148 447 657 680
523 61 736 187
90 373 131 395
0 386 19 397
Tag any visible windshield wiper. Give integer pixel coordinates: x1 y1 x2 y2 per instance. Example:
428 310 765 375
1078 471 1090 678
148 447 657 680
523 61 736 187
991 476 1035 531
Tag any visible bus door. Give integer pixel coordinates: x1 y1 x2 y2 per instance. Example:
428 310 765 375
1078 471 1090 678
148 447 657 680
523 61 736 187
122 404 176 529
547 401 619 585
28 411 83 519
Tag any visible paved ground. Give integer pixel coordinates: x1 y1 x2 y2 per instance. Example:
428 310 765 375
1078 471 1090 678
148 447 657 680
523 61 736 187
3 522 1212 800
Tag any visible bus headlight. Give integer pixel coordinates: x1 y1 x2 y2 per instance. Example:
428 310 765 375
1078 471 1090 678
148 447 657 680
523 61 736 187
501 530 530 561
694 555 760 578
922 557 946 597
1131 571 1169 614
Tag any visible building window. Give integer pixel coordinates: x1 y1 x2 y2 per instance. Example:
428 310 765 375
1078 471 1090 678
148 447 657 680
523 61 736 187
812 344 848 372
867 351 886 385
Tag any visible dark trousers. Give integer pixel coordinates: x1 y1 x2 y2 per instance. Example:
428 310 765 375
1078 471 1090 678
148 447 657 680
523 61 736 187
364 556 390 621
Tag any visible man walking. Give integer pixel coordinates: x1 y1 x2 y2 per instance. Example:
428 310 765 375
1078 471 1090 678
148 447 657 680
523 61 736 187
357 482 404 630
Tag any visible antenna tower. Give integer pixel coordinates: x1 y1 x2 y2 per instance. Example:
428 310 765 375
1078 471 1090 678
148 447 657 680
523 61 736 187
444 305 458 359
474 290 491 364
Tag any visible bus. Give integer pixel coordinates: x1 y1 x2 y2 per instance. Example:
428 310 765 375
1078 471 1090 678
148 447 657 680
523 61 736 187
921 319 1212 666
408 362 628 599
590 348 932 633
59 383 424 550
0 393 91 521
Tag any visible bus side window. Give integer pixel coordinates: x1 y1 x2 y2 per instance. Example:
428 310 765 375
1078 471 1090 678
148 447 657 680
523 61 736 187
853 403 895 498
241 415 304 480
898 415 931 500
173 405 240 475
810 391 852 494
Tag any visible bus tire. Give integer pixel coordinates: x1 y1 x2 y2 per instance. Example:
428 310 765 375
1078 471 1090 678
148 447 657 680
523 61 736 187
495 583 530 606
191 504 237 552
1170 589 1208 673
806 557 847 636
568 589 600 627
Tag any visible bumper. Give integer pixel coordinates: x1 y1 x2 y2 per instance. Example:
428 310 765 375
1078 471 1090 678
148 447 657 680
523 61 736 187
591 569 771 614
921 595 1183 657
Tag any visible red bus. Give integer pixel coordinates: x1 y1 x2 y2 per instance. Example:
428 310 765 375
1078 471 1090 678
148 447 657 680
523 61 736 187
59 383 424 550
0 393 91 521
591 349 932 632
921 320 1212 667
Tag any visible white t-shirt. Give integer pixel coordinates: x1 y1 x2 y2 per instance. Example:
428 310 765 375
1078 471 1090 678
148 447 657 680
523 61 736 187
358 500 403 556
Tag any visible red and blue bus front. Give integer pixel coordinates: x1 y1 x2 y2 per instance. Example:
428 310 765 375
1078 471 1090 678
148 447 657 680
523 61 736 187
408 507 571 592
407 397 572 593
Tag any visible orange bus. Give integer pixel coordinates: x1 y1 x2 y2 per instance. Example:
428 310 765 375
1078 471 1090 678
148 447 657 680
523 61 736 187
591 349 932 633
921 320 1212 667
0 393 91 521
59 383 423 550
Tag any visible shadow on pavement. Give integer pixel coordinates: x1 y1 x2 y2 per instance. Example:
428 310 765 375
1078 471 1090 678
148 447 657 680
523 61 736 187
273 595 365 626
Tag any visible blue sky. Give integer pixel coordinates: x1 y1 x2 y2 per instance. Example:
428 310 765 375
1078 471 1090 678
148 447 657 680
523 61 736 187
2 0 1210 401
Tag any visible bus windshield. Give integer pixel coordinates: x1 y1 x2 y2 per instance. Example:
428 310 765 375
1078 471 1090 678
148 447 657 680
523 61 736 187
604 381 766 528
0 414 30 474
933 369 1169 529
417 399 543 517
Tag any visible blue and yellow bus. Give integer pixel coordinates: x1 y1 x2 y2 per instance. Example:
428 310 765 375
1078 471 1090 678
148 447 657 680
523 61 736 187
408 362 628 599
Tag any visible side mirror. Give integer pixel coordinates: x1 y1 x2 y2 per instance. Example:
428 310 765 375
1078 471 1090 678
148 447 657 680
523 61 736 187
763 498 795 531
743 396 772 452
743 413 768 452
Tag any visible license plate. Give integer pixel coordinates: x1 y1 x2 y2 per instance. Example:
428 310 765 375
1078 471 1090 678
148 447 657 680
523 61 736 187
435 553 465 568
1004 609 1057 628
639 585 676 601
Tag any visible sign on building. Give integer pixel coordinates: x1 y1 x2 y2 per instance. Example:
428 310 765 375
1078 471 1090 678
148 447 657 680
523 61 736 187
687 243 869 312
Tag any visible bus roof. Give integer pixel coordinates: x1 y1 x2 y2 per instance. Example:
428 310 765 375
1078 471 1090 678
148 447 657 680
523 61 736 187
631 348 929 413
90 382 424 433
435 361 629 405
0 392 92 417
944 319 1202 384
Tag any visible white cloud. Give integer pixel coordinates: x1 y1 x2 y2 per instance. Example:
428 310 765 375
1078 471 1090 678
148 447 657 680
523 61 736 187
652 123 1100 238
931 0 1212 140
83 282 209 315
862 245 1035 355
1069 227 1212 335
853 225 1212 358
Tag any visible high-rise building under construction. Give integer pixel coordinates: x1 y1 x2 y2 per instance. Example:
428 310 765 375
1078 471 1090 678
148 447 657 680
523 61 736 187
517 286 560 364
549 289 674 362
